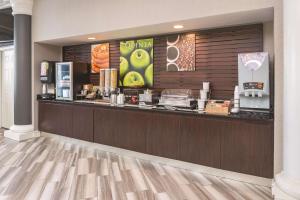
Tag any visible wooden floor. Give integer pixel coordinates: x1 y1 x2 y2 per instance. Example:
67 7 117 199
0 136 273 200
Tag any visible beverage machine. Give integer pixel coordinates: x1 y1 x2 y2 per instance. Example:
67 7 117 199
37 60 56 100
55 62 90 100
238 52 270 109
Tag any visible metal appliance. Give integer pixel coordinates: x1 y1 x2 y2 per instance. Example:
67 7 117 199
158 89 196 109
37 60 55 100
238 52 270 109
139 89 153 105
56 62 90 101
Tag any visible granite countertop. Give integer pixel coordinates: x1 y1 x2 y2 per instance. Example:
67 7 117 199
38 99 274 122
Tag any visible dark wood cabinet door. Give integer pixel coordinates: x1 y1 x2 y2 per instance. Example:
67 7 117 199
72 105 93 142
38 102 73 137
179 116 221 168
94 107 117 146
146 112 181 160
114 110 149 153
94 108 149 153
220 120 274 178
39 101 274 178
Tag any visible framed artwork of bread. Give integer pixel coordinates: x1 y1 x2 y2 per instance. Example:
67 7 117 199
91 43 110 73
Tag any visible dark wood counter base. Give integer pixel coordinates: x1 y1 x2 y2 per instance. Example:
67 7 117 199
38 100 274 178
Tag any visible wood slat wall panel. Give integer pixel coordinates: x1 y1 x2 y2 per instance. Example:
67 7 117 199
63 24 263 99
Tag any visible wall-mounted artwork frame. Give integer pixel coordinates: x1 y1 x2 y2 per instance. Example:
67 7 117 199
91 43 109 73
166 33 195 72
119 38 153 88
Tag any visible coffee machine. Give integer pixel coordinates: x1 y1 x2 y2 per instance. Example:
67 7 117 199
37 60 56 100
238 52 270 109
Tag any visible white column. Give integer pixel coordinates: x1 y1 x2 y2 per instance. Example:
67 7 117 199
9 0 33 15
4 0 39 141
273 0 300 199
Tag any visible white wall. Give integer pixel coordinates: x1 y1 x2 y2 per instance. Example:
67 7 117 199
263 20 283 174
32 43 62 130
31 0 283 176
0 47 14 129
264 22 274 64
33 0 276 42
273 0 283 175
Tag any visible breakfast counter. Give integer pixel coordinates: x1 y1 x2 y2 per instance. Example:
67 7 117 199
38 99 274 178
40 99 274 121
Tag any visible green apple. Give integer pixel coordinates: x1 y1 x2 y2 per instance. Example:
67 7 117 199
130 49 150 70
120 57 129 77
120 41 135 57
137 39 153 50
145 64 153 87
123 71 145 87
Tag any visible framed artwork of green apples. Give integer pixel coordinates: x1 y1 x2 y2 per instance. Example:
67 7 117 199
119 38 153 88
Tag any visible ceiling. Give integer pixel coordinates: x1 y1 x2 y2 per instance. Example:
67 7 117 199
39 7 274 46
0 7 13 44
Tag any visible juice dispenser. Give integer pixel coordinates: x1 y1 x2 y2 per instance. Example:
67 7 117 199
238 52 270 109
37 60 55 100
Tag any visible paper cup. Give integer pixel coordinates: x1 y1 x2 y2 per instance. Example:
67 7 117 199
234 99 239 104
203 82 210 90
200 90 208 100
198 99 206 110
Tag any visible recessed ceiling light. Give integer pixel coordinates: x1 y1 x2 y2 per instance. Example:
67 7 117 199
88 37 96 40
174 25 184 29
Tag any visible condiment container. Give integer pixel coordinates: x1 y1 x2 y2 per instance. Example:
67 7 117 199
110 94 117 106
117 93 125 106
206 100 231 115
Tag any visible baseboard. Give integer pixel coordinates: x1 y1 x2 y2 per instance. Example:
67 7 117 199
5 129 40 141
273 181 298 200
41 131 272 187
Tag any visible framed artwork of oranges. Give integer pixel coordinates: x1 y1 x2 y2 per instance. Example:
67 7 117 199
91 43 110 73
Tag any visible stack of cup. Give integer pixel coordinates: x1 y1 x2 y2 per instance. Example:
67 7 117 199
203 82 210 92
201 82 210 98
197 99 206 113
200 90 208 100
200 82 210 100
231 85 240 113
198 82 210 113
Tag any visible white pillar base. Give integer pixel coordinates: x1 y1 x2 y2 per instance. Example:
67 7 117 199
272 172 300 200
4 125 40 141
